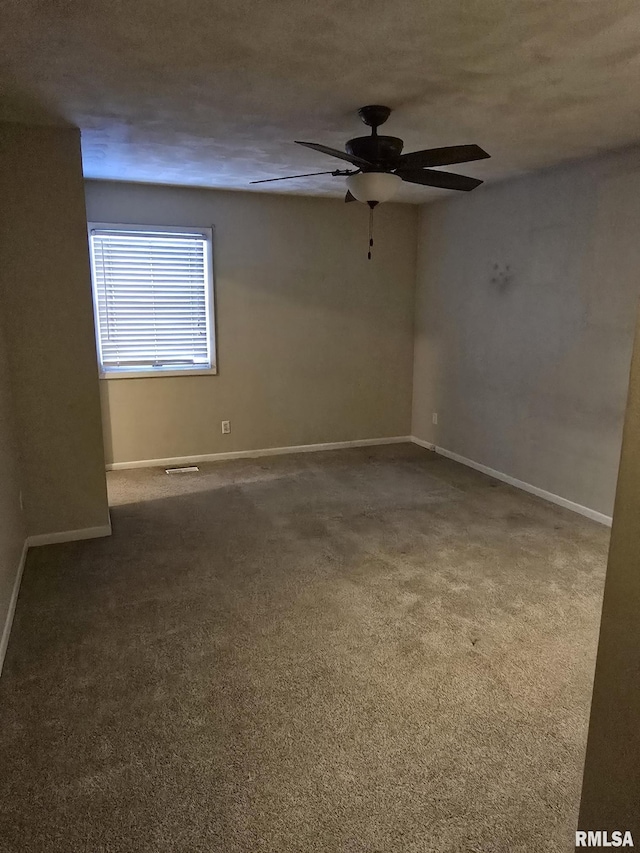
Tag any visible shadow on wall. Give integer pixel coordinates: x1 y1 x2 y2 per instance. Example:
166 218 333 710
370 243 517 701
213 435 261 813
0 75 73 126
99 380 114 466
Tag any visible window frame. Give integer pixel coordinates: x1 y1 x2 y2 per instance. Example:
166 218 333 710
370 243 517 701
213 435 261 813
88 222 217 380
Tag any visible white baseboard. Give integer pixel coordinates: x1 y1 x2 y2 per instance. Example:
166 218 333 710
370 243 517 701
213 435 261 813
0 539 28 677
27 522 112 548
411 436 436 452
410 437 612 527
106 436 412 471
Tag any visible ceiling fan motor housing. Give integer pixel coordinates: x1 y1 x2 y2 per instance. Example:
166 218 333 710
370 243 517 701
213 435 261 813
358 105 392 128
346 136 404 170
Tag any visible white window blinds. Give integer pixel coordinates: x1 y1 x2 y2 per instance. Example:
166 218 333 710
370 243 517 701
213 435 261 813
89 225 215 376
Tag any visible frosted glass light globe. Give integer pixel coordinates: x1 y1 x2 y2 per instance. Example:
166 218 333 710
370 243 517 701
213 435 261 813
346 171 402 203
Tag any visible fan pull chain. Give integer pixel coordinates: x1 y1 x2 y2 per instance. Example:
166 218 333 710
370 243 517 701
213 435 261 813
368 202 375 260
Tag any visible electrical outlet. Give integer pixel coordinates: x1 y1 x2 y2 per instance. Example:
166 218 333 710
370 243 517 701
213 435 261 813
432 413 438 425
221 420 230 434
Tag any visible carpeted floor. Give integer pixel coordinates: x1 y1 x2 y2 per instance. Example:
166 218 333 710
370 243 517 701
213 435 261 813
0 444 608 852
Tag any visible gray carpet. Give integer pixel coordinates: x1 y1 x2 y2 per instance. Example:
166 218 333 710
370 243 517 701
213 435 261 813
0 444 608 852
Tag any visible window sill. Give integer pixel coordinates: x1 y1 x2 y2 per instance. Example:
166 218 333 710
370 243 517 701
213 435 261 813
99 367 218 380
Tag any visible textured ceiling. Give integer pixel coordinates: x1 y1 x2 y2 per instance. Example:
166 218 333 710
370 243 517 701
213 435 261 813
2 0 640 202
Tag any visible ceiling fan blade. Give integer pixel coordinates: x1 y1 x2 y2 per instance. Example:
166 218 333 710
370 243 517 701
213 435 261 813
295 141 372 169
398 145 489 170
250 170 338 184
397 169 483 191
345 190 357 203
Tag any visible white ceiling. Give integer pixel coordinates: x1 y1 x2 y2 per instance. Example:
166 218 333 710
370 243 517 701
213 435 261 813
2 0 640 202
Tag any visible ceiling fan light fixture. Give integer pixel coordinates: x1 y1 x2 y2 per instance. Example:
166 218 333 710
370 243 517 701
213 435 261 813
346 171 402 204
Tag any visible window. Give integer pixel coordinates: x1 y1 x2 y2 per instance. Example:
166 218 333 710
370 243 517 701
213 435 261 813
88 223 216 378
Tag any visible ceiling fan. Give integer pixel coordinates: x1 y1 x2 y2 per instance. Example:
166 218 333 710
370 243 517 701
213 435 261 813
251 105 490 207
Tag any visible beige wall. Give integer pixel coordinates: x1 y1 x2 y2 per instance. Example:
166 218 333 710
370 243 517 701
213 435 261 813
0 124 109 536
0 316 25 664
412 147 640 517
577 306 640 838
84 181 418 465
